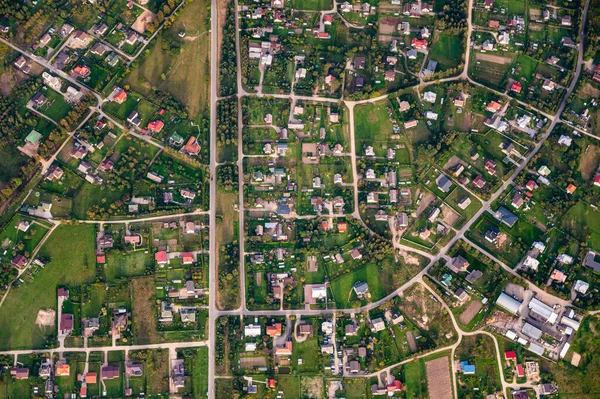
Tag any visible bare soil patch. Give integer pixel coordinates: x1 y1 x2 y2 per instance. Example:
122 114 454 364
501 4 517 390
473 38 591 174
378 17 400 34
426 357 453 399
301 376 324 399
399 249 421 266
459 300 482 325
415 192 436 217
239 356 267 368
571 352 581 367
580 144 599 180
440 203 460 226
406 331 417 352
475 53 512 64
443 155 465 170
35 309 56 327
131 10 157 34
581 82 600 98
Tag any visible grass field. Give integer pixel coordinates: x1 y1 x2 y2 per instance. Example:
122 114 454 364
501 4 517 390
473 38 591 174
563 202 600 251
429 33 463 71
0 224 97 350
124 0 210 117
354 100 393 141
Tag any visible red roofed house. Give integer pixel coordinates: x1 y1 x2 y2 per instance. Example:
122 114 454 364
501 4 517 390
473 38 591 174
266 323 282 337
73 65 91 78
85 372 97 384
113 89 127 104
11 254 27 268
124 234 141 245
267 378 276 388
60 314 74 335
387 380 402 392
181 252 194 265
505 351 517 361
338 222 347 233
594 175 600 187
184 136 201 155
593 64 600 83
323 15 333 25
566 183 577 194
485 101 501 113
275 340 293 356
147 120 164 133
155 250 168 265
473 175 486 189
510 81 522 93
525 180 538 191
411 37 427 49
96 252 106 263
315 31 330 39
79 386 87 398
55 362 70 377
385 70 396 81
516 364 525 378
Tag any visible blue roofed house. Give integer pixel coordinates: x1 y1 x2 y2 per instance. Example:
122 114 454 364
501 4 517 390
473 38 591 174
460 361 475 374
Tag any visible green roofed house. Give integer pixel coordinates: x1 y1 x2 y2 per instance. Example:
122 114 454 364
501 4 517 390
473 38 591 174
169 132 184 146
25 130 43 145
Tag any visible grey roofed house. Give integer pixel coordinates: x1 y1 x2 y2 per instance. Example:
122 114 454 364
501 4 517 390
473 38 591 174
353 281 369 296
496 292 522 315
436 174 452 193
528 297 558 324
427 60 437 72
91 42 107 56
353 55 366 69
53 50 71 70
465 269 483 284
348 360 360 373
494 206 518 227
345 323 358 336
106 52 119 67
584 250 600 272
522 322 543 340
277 204 290 215
355 76 364 88
454 287 468 301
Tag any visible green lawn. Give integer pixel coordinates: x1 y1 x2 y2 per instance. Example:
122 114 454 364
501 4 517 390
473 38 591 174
292 334 322 373
192 347 209 398
39 88 72 123
105 250 151 280
330 263 384 308
0 224 97 350
429 33 463 71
